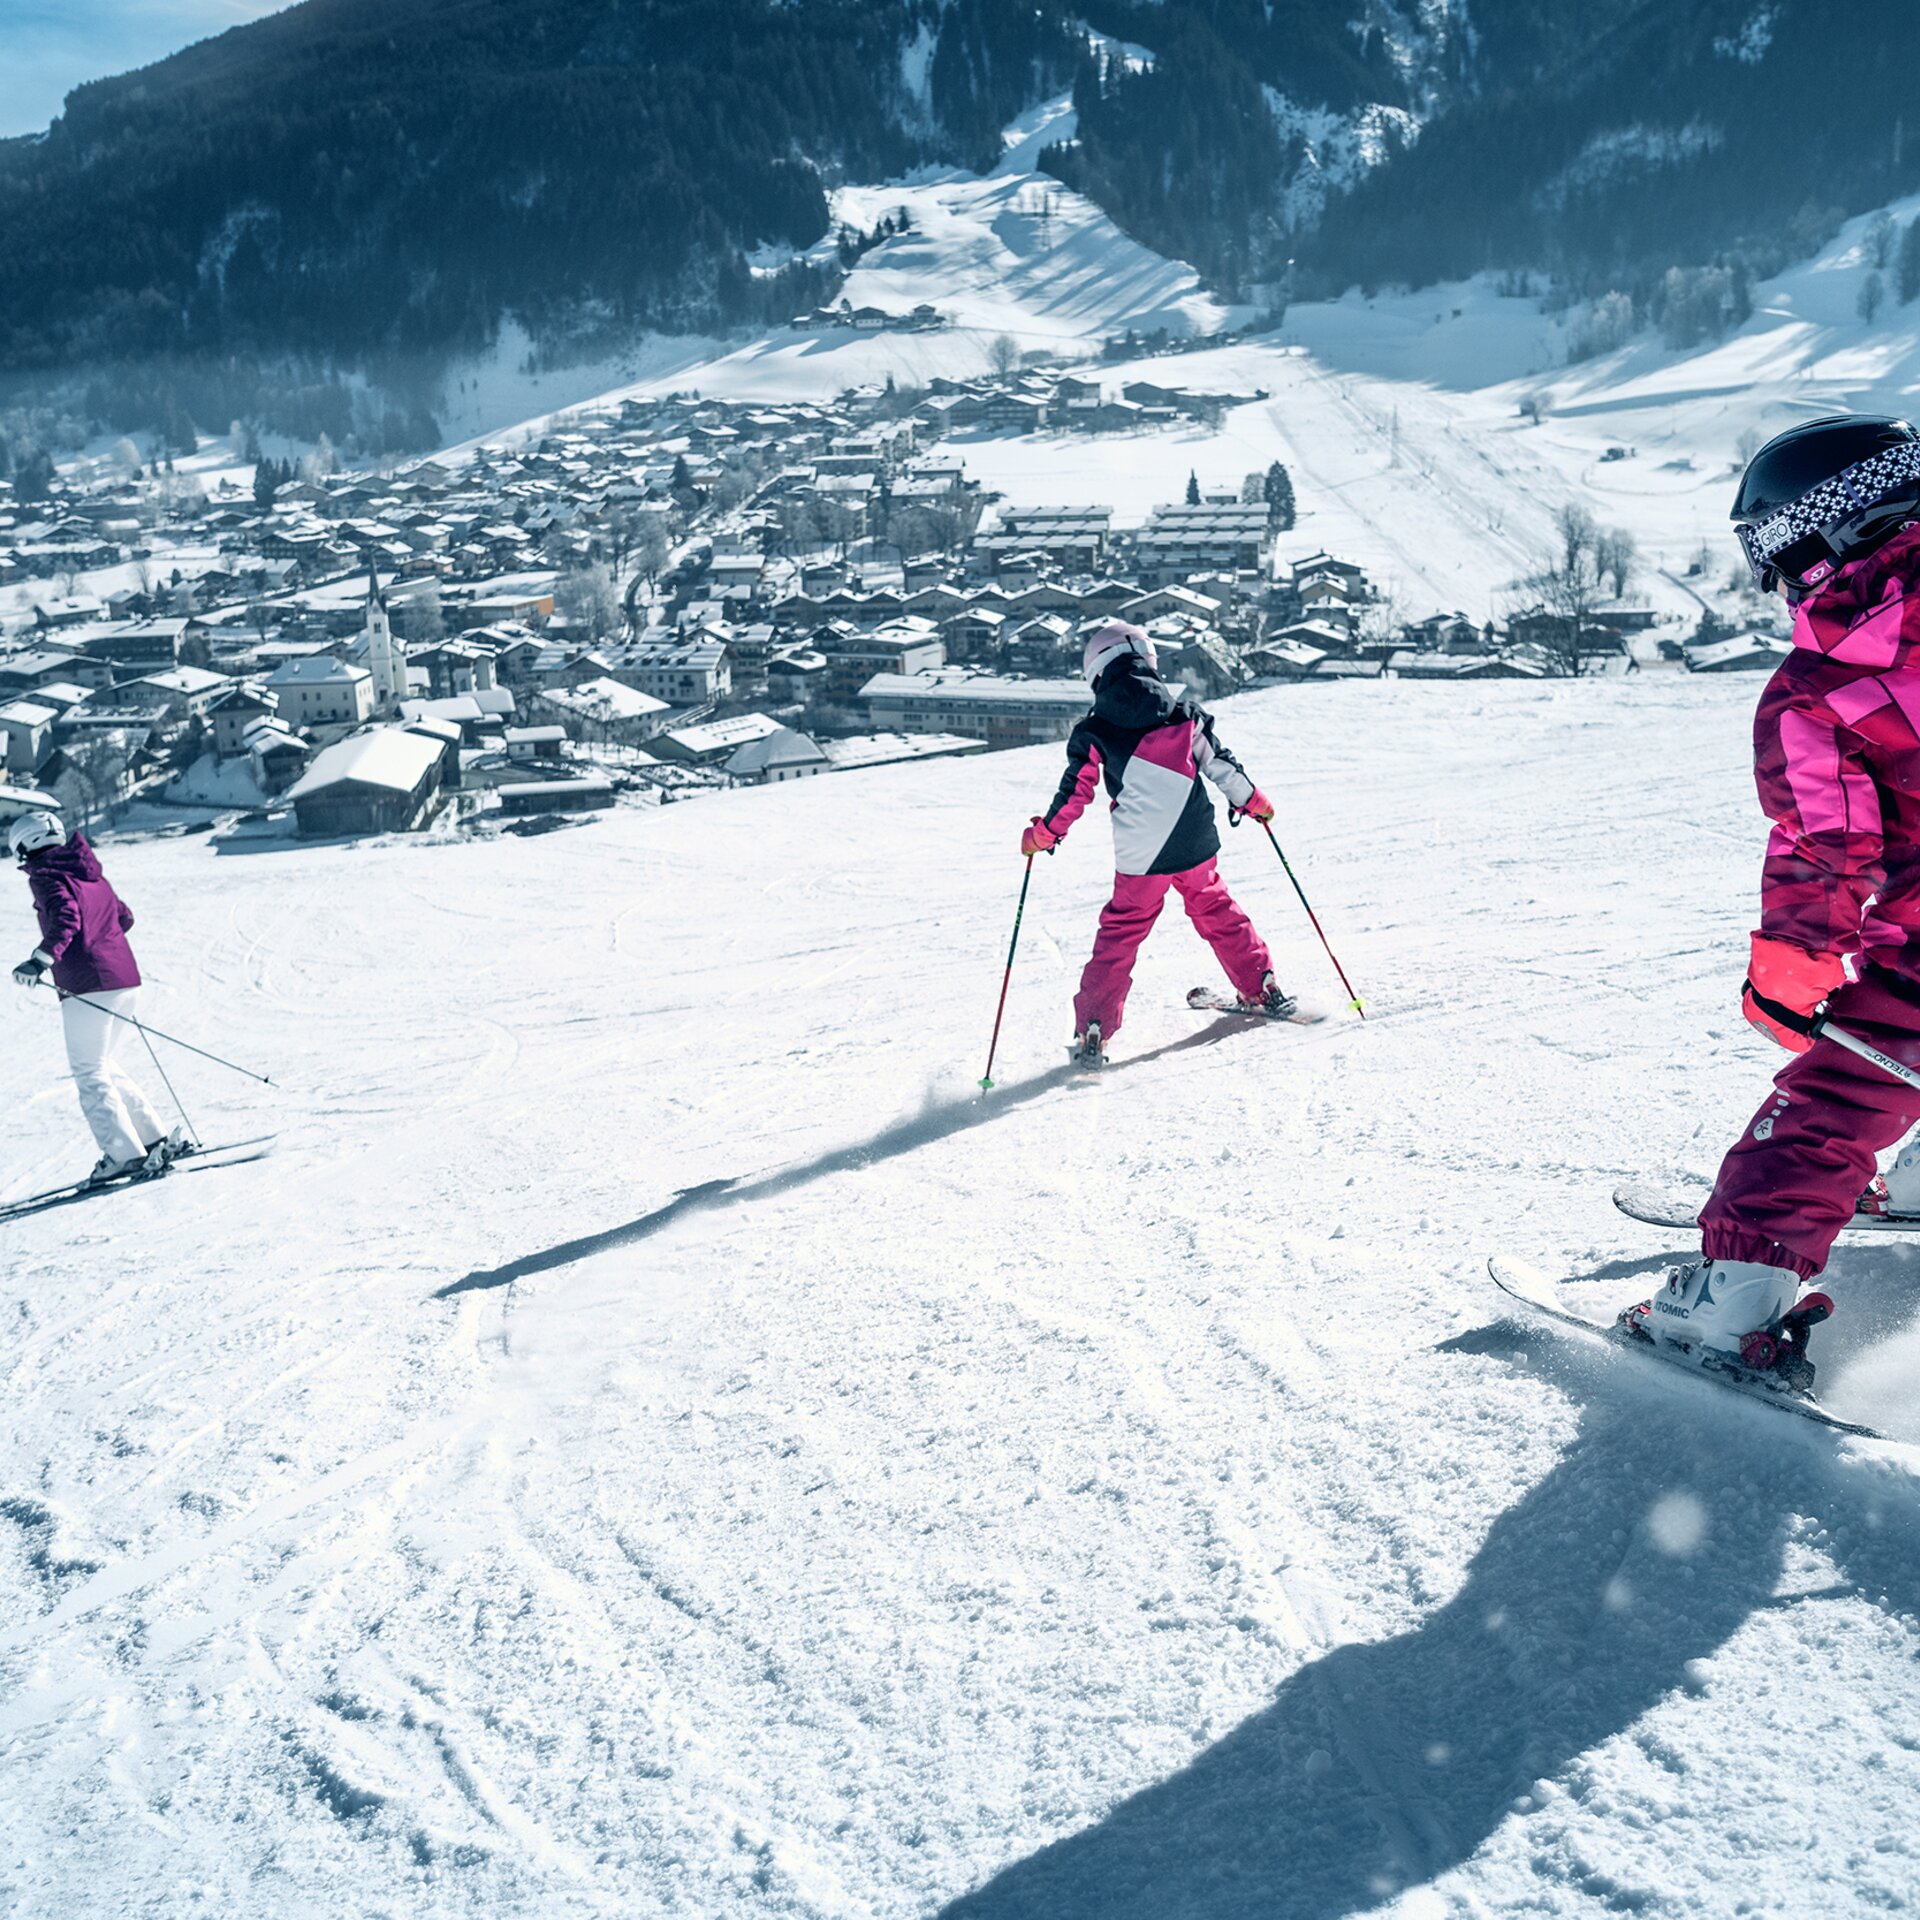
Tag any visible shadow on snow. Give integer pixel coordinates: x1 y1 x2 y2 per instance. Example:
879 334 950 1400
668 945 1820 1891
434 1019 1254 1297
937 1316 1920 1919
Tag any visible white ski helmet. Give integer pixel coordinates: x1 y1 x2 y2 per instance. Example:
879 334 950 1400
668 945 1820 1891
1083 619 1157 688
7 810 65 859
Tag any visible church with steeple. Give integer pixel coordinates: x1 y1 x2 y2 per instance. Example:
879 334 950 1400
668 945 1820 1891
360 563 408 716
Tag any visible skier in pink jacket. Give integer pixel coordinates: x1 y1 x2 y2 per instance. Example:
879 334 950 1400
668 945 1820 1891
1022 622 1293 1066
1628 416 1920 1392
10 811 182 1185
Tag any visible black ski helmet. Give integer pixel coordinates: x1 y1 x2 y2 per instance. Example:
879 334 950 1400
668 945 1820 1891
1732 414 1920 595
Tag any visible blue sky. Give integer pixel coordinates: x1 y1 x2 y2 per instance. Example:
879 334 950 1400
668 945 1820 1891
1 1 292 137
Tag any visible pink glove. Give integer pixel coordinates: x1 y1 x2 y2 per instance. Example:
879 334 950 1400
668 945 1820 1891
1243 788 1275 824
1021 817 1059 857
1743 934 1846 1053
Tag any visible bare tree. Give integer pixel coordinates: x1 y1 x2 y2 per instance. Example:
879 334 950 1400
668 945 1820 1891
634 515 672 586
1594 526 1638 599
1521 505 1610 677
556 562 620 641
1868 209 1897 270
989 334 1021 379
398 582 444 646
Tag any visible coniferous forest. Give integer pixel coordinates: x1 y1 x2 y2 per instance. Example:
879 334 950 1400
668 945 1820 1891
3 0 1918 438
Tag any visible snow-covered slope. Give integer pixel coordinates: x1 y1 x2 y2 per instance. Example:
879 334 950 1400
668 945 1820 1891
5 678 1919 1915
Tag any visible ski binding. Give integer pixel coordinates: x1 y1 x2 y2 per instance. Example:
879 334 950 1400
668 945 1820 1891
1486 1255 1881 1439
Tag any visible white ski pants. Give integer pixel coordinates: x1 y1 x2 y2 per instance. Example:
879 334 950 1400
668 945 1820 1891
62 990 169 1167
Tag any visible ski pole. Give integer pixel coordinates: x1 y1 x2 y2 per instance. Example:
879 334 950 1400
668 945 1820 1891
1259 818 1366 1019
1815 1017 1920 1094
32 980 276 1085
980 854 1035 1091
133 1016 203 1148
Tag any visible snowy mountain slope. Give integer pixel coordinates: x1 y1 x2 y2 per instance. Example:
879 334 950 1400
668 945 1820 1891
4 678 1920 1915
593 170 1242 413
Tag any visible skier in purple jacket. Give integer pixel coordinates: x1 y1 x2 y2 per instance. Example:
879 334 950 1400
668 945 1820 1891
9 811 182 1185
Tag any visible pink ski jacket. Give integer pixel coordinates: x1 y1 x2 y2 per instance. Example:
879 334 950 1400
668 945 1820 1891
1039 654 1257 877
1752 523 1920 969
23 834 142 995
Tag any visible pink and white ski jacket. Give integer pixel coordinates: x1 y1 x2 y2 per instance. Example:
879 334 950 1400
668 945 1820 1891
1038 655 1257 876
1751 522 1920 970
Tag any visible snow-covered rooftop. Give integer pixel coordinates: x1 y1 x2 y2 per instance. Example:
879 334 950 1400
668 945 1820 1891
287 727 446 798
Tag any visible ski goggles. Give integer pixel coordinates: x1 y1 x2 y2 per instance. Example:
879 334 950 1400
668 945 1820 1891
1737 440 1920 592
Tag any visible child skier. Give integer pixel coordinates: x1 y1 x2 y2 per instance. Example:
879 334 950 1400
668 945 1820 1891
9 811 183 1186
1628 415 1920 1391
1021 621 1293 1066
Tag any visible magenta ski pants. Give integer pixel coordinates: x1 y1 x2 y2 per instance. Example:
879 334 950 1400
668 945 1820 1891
1702 968 1920 1279
1073 858 1271 1041
62 989 169 1166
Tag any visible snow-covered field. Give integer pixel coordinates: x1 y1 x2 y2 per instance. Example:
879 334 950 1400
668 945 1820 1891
5 676 1920 1916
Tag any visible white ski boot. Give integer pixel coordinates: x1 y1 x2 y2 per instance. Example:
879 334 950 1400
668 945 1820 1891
85 1153 148 1189
1619 1258 1832 1395
1864 1136 1920 1219
140 1127 192 1176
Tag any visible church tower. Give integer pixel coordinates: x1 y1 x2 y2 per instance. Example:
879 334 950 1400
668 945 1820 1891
362 563 405 715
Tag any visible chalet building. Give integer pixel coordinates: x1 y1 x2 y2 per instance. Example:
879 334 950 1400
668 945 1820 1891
123 665 231 721
1388 651 1544 682
767 649 828 704
1131 504 1270 579
1007 614 1076 676
287 728 449 838
505 726 568 762
609 639 731 706
85 617 209 669
860 671 1088 748
725 726 831 785
985 506 1112 572
496 775 616 817
266 655 375 729
941 609 1008 662
0 699 56 775
413 638 500 699
813 620 945 701
0 650 95 693
531 676 670 746
1245 640 1330 683
655 713 784 767
1684 633 1792 673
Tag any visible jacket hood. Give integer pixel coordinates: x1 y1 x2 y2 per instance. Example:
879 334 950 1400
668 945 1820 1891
1792 521 1920 669
1091 653 1176 729
28 833 103 882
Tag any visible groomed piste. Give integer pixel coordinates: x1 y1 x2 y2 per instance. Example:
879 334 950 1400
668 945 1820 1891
4 673 1918 1916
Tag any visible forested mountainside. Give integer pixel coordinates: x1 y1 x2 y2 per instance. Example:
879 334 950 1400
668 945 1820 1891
2 0 1916 410
0 0 1070 372
1316 0 1920 300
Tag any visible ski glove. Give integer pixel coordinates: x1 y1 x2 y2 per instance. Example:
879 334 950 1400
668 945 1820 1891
12 951 49 989
1243 788 1275 824
1743 934 1846 1053
1021 817 1059 857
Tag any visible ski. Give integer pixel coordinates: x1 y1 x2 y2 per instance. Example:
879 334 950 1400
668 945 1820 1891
1487 1255 1882 1438
1185 986 1326 1026
1614 1181 1920 1236
0 1137 277 1225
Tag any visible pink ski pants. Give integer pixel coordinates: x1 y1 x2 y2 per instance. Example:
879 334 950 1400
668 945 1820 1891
1702 966 1920 1279
1073 857 1271 1041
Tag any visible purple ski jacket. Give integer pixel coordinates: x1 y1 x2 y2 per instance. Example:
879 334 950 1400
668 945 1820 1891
23 835 142 995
